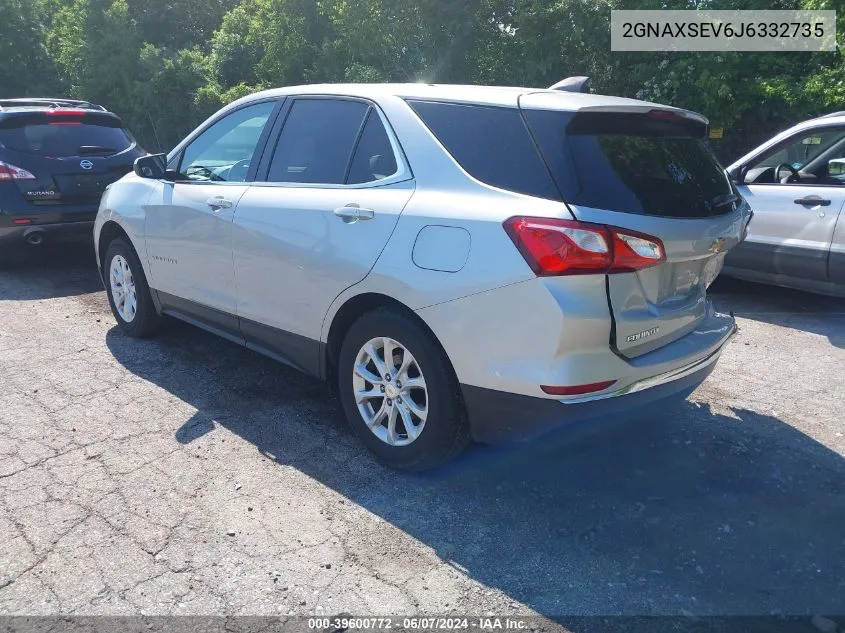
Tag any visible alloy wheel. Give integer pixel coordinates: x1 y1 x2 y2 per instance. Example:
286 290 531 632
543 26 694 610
352 337 428 446
109 254 137 323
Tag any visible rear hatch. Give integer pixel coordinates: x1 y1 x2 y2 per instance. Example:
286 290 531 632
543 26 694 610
0 109 139 206
520 95 750 358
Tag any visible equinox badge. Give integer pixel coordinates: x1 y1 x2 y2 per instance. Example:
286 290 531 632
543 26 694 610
627 326 660 343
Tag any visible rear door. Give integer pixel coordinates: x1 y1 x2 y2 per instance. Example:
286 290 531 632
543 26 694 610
0 110 138 208
521 98 751 358
233 97 414 369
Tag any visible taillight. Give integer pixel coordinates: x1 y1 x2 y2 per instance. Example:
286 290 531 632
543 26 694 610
648 109 684 122
46 109 86 117
0 161 36 180
46 109 85 125
503 216 665 276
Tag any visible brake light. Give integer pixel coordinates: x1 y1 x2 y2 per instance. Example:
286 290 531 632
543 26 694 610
648 109 684 122
0 161 36 180
46 109 86 116
503 216 665 276
541 380 617 396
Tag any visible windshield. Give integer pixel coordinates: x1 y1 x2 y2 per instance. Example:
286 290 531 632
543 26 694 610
523 110 735 218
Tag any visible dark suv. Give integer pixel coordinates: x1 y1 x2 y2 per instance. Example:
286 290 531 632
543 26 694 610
0 98 144 252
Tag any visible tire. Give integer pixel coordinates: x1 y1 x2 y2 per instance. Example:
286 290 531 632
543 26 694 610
338 307 470 471
102 238 161 338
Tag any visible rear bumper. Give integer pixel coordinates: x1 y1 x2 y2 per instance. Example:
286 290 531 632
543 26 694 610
0 220 95 247
463 322 736 443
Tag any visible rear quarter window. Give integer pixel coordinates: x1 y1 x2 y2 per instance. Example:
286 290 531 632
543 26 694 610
407 100 561 200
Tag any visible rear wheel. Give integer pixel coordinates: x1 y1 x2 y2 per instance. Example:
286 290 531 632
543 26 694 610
338 307 470 471
103 238 161 338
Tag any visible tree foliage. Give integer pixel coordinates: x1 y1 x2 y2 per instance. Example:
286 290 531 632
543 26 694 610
0 0 841 161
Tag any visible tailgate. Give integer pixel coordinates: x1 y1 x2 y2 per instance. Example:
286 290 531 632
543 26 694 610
0 110 135 205
571 205 746 356
520 99 752 358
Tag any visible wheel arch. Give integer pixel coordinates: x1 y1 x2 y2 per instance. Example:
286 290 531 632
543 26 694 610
97 221 133 280
323 292 451 386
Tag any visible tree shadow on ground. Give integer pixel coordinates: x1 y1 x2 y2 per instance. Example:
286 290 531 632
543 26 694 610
106 320 845 622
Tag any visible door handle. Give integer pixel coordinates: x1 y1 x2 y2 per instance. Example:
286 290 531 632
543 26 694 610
206 196 233 210
333 204 375 223
793 196 831 206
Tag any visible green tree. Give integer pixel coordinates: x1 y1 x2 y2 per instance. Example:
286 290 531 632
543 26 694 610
0 0 61 96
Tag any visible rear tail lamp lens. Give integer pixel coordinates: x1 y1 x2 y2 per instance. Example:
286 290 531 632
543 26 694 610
0 161 36 180
504 216 665 276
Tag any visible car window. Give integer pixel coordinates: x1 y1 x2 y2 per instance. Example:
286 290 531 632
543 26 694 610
523 109 734 217
0 118 133 157
266 99 370 184
347 110 398 184
408 100 560 200
178 101 275 183
754 128 845 171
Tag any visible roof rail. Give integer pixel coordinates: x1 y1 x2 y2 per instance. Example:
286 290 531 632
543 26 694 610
548 76 591 93
0 98 107 112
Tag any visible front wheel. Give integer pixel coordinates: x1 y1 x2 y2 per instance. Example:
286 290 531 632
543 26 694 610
103 238 161 338
338 307 470 471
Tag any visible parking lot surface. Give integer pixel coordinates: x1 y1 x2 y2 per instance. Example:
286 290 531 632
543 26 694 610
1 246 844 622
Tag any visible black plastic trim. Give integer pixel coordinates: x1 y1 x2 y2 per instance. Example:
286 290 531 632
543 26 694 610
154 291 324 379
157 291 243 344
460 360 716 444
240 317 323 378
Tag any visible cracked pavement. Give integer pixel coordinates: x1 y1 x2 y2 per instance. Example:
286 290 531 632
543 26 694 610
0 244 844 621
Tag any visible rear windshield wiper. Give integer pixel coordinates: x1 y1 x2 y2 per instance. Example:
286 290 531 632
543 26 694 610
705 193 738 212
79 145 118 155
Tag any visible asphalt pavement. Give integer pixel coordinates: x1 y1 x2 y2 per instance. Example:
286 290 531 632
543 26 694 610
1 244 844 628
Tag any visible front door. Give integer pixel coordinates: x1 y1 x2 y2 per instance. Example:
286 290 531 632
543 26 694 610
232 98 414 374
729 125 845 281
144 101 277 330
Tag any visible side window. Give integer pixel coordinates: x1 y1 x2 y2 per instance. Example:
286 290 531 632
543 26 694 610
407 100 560 200
754 127 845 169
267 99 369 184
347 111 399 184
178 101 275 183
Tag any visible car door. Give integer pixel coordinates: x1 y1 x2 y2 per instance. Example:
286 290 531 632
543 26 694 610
232 97 414 375
729 125 845 281
144 100 278 334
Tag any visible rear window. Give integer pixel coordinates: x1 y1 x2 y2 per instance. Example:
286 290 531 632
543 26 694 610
407 100 561 200
0 116 133 157
523 110 735 218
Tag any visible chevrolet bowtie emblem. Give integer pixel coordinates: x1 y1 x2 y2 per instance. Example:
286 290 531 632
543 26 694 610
710 238 728 253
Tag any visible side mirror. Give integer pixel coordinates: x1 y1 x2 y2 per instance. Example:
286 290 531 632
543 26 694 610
828 158 845 176
134 153 168 180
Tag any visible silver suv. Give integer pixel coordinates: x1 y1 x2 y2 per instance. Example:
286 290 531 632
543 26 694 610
94 83 750 470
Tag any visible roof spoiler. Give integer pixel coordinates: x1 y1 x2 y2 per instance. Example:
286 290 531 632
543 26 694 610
548 77 591 93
